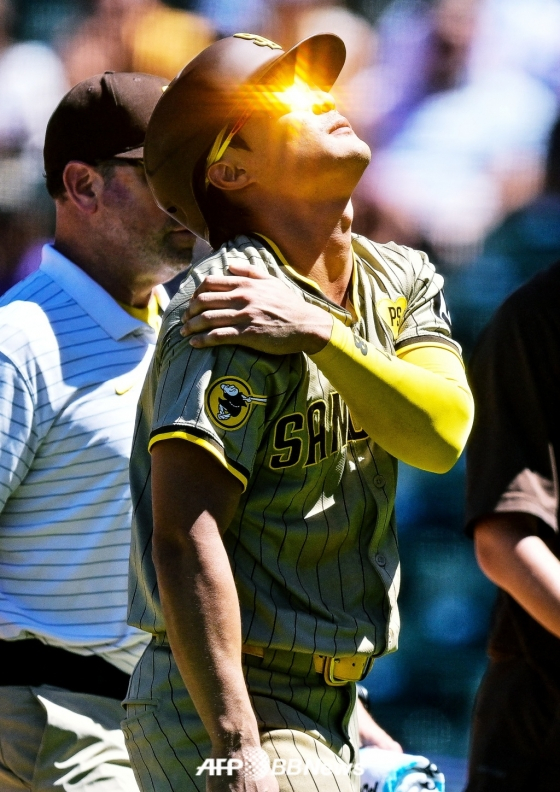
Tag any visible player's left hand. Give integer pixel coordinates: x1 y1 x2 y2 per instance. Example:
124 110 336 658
180 262 333 355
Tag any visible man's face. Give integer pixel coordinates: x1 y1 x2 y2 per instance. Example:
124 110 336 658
98 160 195 283
225 84 371 202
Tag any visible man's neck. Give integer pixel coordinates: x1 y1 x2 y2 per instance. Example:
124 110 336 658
53 238 155 308
251 198 354 306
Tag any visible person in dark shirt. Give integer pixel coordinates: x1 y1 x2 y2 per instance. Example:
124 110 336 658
465 261 560 791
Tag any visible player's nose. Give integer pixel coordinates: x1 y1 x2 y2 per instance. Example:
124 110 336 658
311 90 336 115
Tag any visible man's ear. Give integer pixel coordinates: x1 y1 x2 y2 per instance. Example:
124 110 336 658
62 161 104 214
206 160 252 192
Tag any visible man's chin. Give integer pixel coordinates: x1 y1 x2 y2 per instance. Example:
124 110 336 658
159 245 194 275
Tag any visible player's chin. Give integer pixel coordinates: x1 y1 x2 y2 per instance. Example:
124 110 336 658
332 141 372 187
347 136 372 166
328 134 371 171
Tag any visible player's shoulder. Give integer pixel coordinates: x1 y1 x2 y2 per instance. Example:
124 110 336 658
193 234 279 280
352 234 438 295
166 235 281 313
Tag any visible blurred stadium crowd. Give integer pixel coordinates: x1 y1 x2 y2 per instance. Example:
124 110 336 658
2 0 560 785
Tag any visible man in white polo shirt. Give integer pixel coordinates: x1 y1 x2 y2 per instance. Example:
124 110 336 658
0 71 195 790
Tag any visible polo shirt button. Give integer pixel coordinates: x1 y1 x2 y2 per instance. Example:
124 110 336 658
375 553 386 566
374 475 385 487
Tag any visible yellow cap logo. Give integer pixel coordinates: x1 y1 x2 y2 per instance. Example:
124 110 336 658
205 377 267 431
376 297 407 339
233 33 282 50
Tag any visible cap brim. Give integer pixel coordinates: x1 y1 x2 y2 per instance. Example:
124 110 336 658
113 145 144 160
257 33 346 93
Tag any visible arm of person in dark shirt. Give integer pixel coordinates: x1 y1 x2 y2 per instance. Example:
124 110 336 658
474 512 560 639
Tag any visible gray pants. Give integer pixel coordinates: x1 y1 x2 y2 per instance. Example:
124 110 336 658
123 638 361 792
0 685 139 791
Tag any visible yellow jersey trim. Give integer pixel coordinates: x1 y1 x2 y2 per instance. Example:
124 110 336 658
148 430 248 491
396 341 465 368
253 233 323 291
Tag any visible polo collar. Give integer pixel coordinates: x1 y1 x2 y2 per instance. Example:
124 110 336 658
39 244 169 343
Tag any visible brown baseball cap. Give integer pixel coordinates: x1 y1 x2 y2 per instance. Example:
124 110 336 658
44 71 168 189
144 33 346 241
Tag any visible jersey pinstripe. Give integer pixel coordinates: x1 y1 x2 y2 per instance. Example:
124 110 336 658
0 245 165 673
128 233 460 659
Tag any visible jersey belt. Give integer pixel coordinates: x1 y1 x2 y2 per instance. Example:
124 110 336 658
242 643 374 686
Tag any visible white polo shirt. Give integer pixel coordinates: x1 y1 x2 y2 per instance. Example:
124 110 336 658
0 245 168 673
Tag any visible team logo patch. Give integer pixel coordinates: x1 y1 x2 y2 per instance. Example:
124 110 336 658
376 297 407 339
205 377 267 431
233 33 282 50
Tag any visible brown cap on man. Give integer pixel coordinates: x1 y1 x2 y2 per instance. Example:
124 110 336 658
44 71 168 195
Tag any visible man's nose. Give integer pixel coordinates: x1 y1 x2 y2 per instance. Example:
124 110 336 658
311 91 336 115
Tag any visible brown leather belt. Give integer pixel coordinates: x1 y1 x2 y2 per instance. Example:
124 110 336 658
242 643 374 686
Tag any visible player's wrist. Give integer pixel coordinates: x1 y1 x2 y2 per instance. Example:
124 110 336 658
211 726 262 755
300 308 334 355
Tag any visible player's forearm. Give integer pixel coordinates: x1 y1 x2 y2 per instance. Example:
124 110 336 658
310 319 474 473
151 440 259 752
475 513 560 639
153 523 260 750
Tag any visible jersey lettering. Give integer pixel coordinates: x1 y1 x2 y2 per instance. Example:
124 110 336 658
376 297 408 339
269 395 368 471
305 400 328 467
349 414 368 442
270 413 304 469
330 392 349 453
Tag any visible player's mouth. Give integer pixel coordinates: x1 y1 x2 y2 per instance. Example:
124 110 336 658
328 116 353 135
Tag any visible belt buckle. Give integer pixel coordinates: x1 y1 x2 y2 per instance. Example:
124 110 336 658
361 655 375 679
323 657 349 687
323 655 375 686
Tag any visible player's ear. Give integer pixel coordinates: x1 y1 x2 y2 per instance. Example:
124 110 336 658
206 160 252 192
62 161 103 214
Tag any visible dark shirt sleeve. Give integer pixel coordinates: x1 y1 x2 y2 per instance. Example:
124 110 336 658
465 275 559 535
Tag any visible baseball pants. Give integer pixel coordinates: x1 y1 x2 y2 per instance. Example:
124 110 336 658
0 685 139 791
123 637 360 792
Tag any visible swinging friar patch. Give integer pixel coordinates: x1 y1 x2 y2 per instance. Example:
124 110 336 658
205 377 267 431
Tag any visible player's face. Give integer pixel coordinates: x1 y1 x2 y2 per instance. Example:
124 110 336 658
234 83 371 201
98 160 195 282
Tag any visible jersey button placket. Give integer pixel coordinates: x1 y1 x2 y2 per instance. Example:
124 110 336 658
375 553 386 567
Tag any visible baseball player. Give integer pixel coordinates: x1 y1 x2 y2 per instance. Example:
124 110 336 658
124 34 473 792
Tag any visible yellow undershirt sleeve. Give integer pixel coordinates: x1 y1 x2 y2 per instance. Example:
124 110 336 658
310 318 474 473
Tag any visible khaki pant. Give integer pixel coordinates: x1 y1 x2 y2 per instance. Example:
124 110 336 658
0 685 138 791
123 639 360 792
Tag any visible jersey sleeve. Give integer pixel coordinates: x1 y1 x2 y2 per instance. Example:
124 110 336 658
149 329 291 492
0 354 37 512
353 236 461 357
465 283 558 533
393 245 459 355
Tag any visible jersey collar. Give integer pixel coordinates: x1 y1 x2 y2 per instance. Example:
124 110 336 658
252 233 362 325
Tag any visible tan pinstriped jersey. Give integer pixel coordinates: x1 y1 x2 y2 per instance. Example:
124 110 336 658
128 234 461 658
